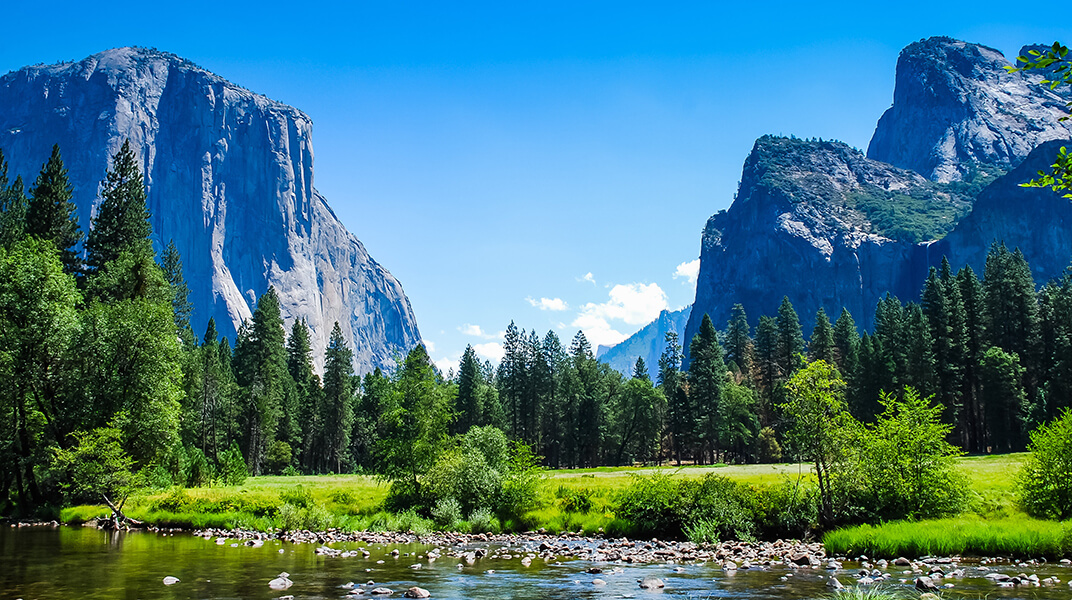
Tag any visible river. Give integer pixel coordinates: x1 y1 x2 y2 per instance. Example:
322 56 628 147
1 526 1070 599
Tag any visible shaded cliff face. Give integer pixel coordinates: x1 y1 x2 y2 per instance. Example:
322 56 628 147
935 139 1072 282
867 37 1072 182
683 136 949 349
599 305 691 379
0 47 421 373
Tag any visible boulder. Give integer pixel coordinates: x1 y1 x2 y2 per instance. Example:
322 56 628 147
403 587 430 598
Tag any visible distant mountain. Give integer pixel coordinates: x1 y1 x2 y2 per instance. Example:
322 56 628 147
684 37 1072 352
599 306 691 379
0 47 421 372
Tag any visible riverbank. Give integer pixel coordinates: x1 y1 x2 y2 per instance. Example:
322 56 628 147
58 453 1072 559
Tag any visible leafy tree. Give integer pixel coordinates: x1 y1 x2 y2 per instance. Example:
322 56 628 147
979 346 1027 452
322 322 355 473
853 387 966 520
612 377 666 465
377 345 455 491
781 359 850 526
1017 408 1072 519
25 144 82 275
0 238 81 507
85 139 152 271
1008 43 1071 197
52 425 143 528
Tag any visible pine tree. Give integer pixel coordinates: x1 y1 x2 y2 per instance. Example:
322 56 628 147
160 240 193 338
872 294 905 392
26 144 82 274
689 313 727 464
539 330 567 466
0 151 29 248
808 307 836 364
659 331 692 465
286 319 319 471
903 303 937 397
754 315 780 423
632 357 650 382
775 297 805 377
832 308 859 377
235 287 291 474
983 244 1040 399
725 303 753 375
85 139 152 271
322 322 355 473
455 345 482 434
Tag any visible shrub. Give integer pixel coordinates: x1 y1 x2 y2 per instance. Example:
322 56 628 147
468 508 498 533
279 485 313 508
431 498 463 527
615 472 684 536
1018 408 1072 519
754 478 818 539
217 442 248 486
556 486 594 513
757 427 782 463
184 447 214 488
281 465 301 477
264 441 293 475
682 475 756 541
684 519 721 544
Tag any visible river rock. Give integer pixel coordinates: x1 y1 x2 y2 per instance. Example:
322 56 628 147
893 557 912 567
269 573 293 590
403 587 430 598
915 576 939 592
371 588 394 595
162 576 180 585
593 579 607 585
639 577 665 589
827 577 844 589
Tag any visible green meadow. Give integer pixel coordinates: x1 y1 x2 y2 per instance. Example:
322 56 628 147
64 453 1072 557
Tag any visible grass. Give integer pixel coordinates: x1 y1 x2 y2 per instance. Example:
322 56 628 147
823 515 1072 558
62 453 1048 556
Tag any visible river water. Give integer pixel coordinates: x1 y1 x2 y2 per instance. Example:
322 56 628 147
2 526 1070 599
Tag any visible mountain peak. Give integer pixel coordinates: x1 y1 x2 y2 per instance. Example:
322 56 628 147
867 37 1072 182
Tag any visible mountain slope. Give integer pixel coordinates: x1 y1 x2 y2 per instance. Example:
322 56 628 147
0 47 421 372
868 37 1072 182
599 305 691 379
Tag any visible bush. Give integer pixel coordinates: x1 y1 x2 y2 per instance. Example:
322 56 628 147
431 498 463 527
684 519 721 544
217 442 248 486
757 427 782 463
681 475 756 541
184 447 214 488
279 485 313 508
279 501 333 532
281 465 301 477
616 472 685 536
556 486 595 513
264 441 293 475
753 478 818 539
1018 408 1072 519
468 508 498 533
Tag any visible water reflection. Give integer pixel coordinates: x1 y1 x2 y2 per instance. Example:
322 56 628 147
0 527 1069 600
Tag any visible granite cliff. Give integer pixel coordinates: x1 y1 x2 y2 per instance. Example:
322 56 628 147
683 37 1072 353
598 306 691 379
868 37 1072 182
0 47 421 372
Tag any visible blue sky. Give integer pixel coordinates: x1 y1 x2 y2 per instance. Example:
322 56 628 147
2 2 1067 372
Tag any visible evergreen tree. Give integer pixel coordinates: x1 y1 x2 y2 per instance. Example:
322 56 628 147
322 322 355 473
689 313 727 464
659 331 692 465
979 346 1026 452
285 319 319 471
903 303 937 397
983 243 1040 398
85 140 151 271
775 296 805 377
921 261 968 443
832 308 859 377
872 294 905 392
455 345 483 434
540 331 568 467
754 315 781 423
808 307 836 364
160 240 193 338
26 144 82 275
725 303 753 375
632 357 650 382
0 150 28 248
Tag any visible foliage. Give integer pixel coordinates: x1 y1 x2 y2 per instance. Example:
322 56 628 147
1017 408 1072 519
217 442 248 486
51 426 142 514
1008 43 1071 197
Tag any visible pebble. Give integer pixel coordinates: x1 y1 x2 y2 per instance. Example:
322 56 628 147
162 576 180 585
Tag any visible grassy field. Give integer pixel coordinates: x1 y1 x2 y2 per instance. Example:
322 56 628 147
64 454 1053 557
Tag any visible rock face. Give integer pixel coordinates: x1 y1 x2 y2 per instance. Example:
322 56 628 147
935 139 1072 282
686 37 1072 352
868 37 1072 182
0 47 421 372
599 306 691 378
684 136 946 350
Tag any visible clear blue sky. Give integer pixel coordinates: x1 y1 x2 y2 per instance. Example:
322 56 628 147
1 2 1066 372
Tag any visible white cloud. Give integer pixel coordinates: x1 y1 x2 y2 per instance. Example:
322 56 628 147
459 324 504 340
473 342 505 363
433 355 457 376
577 272 596 285
674 259 700 284
571 282 668 349
526 297 569 311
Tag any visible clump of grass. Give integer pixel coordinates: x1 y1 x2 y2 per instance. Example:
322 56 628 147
824 516 1072 558
827 586 913 600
